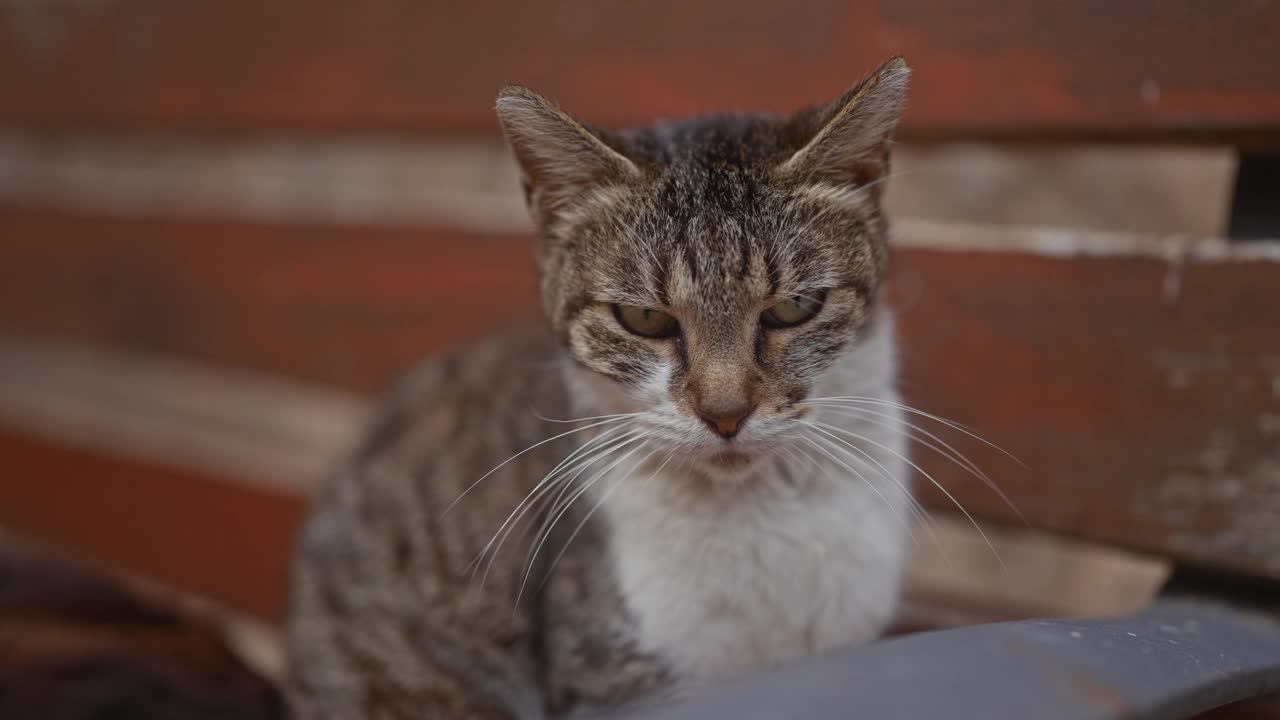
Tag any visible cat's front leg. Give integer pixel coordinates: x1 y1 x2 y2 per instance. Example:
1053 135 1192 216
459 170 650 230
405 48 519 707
286 508 548 720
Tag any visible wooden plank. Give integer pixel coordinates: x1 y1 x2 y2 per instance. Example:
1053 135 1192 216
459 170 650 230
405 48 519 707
888 240 1280 581
0 208 541 394
0 343 345 622
0 338 1166 631
2 208 1279 580
2 1 1279 144
0 337 365 495
0 427 305 620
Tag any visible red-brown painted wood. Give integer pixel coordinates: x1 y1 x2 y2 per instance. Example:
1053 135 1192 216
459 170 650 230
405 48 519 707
2 207 1279 581
889 248 1280 581
0 209 542 394
2 2 1279 144
0 427 305 620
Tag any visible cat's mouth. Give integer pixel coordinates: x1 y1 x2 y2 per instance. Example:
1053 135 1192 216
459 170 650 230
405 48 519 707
703 448 757 470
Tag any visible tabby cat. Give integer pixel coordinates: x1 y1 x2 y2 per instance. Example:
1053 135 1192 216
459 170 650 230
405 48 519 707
287 57 915 719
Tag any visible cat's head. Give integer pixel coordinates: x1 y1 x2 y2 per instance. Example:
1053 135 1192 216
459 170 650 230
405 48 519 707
497 58 908 475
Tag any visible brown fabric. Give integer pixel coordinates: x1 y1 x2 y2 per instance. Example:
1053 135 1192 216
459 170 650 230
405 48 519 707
0 547 283 719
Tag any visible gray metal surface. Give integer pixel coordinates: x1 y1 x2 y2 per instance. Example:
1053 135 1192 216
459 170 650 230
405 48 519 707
590 601 1280 720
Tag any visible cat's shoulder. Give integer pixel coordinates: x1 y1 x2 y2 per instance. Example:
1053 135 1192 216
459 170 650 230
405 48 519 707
349 332 567 462
391 332 563 402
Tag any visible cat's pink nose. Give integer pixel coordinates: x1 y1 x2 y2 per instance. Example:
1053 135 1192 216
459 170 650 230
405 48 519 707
697 401 755 439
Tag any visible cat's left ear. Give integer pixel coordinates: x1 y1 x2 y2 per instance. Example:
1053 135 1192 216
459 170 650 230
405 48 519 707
780 57 910 187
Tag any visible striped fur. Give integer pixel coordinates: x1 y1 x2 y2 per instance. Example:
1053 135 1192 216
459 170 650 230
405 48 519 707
286 58 913 718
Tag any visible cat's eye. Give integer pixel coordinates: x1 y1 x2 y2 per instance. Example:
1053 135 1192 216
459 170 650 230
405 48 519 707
762 292 826 329
613 305 680 338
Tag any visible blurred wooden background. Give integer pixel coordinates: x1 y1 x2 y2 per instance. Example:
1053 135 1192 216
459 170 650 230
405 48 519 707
1 8 1279 697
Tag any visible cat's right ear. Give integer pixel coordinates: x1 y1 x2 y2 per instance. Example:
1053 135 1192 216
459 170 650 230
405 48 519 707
496 86 639 223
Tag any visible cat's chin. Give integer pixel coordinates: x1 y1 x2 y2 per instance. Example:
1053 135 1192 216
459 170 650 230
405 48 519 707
698 447 761 475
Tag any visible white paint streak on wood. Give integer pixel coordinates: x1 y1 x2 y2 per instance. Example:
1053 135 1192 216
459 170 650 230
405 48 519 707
902 516 1167 626
887 144 1233 236
1135 424 1280 577
892 219 1280 263
0 133 532 233
1 133 1272 259
0 335 368 495
1153 466 1280 577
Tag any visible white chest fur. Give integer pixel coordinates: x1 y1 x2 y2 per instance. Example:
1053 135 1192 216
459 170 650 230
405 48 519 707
573 315 913 685
599 447 911 685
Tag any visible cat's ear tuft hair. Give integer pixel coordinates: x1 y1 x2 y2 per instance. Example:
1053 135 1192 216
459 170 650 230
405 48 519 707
496 86 638 221
780 56 910 188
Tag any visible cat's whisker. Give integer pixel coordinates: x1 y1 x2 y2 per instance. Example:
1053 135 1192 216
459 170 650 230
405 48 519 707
469 424 634 571
531 409 647 424
801 431 950 566
806 429 933 529
806 419 1004 569
788 446 815 470
794 447 825 477
515 434 657 611
501 427 650 558
667 450 692 478
536 446 677 597
797 423 918 514
510 429 656 577
529 434 655 572
536 424 639 490
812 431 932 528
807 396 1025 468
785 441 824 474
800 435 918 542
801 430 945 564
443 415 636 516
473 426 645 584
776 445 809 472
817 404 1024 522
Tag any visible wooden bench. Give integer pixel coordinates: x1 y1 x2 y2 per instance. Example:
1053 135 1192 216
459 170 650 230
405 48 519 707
1 3 1279 717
